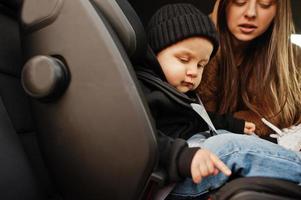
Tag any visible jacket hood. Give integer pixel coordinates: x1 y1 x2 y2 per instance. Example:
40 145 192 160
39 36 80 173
135 46 167 81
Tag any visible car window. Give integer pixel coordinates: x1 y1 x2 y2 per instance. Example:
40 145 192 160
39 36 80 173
291 0 301 47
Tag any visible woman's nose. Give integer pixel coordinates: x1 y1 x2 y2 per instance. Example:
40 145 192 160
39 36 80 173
244 1 257 19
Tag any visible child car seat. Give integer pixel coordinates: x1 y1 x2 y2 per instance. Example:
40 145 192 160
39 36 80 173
20 0 159 199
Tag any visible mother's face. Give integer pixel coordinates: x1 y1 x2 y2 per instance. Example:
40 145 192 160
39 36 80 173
226 0 277 42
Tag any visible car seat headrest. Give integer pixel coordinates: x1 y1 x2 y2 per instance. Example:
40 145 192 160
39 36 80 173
91 0 147 62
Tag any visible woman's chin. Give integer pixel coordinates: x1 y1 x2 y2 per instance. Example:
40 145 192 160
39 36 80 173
233 33 259 43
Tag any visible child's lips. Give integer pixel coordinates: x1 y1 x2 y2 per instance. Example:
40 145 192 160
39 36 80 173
182 81 194 88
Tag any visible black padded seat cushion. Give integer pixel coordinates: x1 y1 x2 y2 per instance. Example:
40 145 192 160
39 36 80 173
0 11 22 77
0 9 34 133
0 3 61 199
0 97 42 199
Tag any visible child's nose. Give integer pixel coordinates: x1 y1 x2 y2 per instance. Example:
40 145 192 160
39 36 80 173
187 65 198 77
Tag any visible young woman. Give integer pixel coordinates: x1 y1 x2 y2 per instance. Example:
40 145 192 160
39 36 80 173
198 0 301 137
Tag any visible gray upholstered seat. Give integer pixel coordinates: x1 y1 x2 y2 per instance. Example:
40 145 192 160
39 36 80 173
21 0 158 199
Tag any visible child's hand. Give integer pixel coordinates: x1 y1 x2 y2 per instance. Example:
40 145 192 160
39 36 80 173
190 149 231 184
244 122 256 134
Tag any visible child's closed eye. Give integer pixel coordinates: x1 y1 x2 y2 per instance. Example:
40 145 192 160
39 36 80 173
197 61 208 69
197 63 205 68
177 57 190 63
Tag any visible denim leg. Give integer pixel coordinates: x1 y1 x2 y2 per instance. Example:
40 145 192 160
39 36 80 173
187 134 207 148
187 130 232 148
215 129 232 135
170 133 301 198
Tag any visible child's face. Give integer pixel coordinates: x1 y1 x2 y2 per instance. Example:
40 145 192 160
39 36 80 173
157 37 213 93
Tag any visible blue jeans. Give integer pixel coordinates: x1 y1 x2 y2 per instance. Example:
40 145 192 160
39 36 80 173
169 132 301 198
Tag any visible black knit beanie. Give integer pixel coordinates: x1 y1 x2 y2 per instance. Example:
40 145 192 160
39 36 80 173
147 4 219 57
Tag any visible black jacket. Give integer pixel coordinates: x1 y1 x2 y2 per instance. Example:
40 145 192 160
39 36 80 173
135 49 245 182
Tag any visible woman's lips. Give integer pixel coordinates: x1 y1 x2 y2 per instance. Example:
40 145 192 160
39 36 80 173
239 24 257 33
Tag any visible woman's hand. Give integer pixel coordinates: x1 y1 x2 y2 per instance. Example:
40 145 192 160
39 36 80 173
190 149 231 184
234 110 270 137
244 121 256 134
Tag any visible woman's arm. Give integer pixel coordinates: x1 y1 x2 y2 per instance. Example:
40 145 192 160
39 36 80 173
208 111 245 134
233 110 273 137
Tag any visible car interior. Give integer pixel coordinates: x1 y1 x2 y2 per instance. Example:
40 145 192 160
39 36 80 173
0 0 300 200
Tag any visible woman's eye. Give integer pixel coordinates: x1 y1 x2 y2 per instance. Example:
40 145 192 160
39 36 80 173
259 4 270 9
259 1 274 8
233 0 247 6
